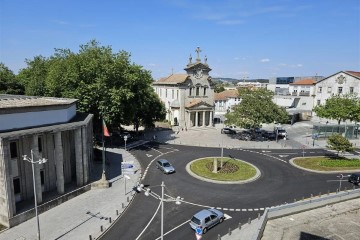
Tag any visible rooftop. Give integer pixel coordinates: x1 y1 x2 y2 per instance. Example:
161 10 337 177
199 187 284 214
0 94 77 109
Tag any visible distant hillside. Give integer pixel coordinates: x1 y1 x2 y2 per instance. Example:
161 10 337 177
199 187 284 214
213 78 269 84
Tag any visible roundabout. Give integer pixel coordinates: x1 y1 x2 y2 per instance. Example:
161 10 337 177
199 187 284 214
186 157 261 184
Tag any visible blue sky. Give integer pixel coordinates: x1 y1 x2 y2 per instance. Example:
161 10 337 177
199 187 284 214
1 0 359 80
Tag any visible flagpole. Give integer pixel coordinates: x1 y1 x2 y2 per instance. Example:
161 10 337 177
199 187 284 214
102 119 106 180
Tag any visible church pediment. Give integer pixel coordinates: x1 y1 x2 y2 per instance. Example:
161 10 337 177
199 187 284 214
185 100 213 109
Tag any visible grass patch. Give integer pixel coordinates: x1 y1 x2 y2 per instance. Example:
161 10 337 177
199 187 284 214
293 156 360 171
190 157 256 181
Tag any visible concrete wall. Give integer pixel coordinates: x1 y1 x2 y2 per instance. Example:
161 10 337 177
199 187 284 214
0 105 76 131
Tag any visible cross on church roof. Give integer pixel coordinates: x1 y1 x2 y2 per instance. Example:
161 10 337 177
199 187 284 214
195 46 201 62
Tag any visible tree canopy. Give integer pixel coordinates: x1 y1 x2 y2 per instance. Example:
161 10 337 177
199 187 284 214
313 94 360 124
16 40 166 133
0 63 24 95
225 88 288 128
326 134 353 156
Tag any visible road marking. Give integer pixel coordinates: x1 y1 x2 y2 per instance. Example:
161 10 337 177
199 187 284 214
279 155 289 158
254 208 259 211
146 154 152 157
135 201 161 240
236 209 241 211
224 213 232 220
154 219 190 240
242 209 247 211
261 150 271 152
260 208 265 210
229 208 234 211
223 208 229 210
248 209 253 211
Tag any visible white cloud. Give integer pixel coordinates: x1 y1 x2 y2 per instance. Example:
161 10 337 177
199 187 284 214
297 64 303 67
260 58 270 63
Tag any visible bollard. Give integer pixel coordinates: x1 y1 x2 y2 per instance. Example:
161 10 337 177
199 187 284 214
319 192 321 197
116 210 119 215
101 225 104 232
238 222 242 229
258 213 260 220
310 194 313 198
122 203 125 209
89 235 92 240
336 189 339 193
127 196 129 202
294 198 296 202
248 217 251 224
302 196 304 201
228 228 232 236
109 217 112 223
217 234 221 240
328 190 330 195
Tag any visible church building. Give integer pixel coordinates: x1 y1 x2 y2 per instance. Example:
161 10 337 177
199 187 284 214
153 47 215 129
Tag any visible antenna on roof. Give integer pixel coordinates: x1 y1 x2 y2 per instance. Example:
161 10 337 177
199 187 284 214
171 68 174 75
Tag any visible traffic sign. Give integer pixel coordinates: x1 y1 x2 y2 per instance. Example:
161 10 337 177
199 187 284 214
195 227 202 235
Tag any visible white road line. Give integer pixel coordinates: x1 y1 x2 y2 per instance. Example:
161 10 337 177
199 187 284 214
224 213 232 220
229 208 234 211
135 201 161 240
223 208 229 210
254 208 259 211
154 219 190 240
236 209 241 211
248 209 253 211
260 208 264 210
242 209 247 211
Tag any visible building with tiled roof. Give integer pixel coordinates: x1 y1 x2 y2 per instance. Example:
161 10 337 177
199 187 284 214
0 94 93 227
152 47 215 128
214 90 240 122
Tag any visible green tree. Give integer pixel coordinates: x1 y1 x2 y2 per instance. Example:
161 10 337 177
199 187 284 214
313 94 360 124
0 63 24 94
17 40 165 133
214 84 225 93
327 134 354 156
17 56 49 96
225 88 288 128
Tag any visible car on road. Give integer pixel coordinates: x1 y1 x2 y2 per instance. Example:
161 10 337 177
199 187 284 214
156 159 175 174
189 208 225 234
348 173 360 185
274 126 287 138
221 127 236 134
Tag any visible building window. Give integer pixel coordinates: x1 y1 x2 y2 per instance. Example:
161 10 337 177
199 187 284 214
203 88 206 96
172 89 174 99
13 178 21 194
338 87 343 94
10 142 17 158
165 89 167 98
318 87 322 93
38 137 42 153
196 87 200 96
177 90 179 99
327 87 332 93
189 88 192 96
350 87 354 94
317 100 321 105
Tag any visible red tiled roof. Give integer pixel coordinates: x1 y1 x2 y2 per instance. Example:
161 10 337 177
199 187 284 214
289 79 316 85
214 90 239 100
185 100 201 108
153 74 189 84
345 71 360 78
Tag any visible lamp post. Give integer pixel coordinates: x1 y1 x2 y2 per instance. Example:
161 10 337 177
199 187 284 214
124 135 128 151
137 181 181 240
23 150 47 240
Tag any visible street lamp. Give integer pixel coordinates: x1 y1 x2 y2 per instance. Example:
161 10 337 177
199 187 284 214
124 135 128 151
137 181 181 240
23 150 47 240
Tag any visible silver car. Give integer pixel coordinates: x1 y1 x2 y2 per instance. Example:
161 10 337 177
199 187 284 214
189 208 225 234
156 159 175 174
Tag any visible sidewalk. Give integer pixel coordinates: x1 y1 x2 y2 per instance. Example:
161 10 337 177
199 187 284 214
0 148 142 240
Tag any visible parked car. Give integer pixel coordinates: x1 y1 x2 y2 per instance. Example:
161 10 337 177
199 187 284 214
262 131 276 140
274 126 287 138
156 159 175 174
348 173 360 185
221 127 236 134
189 208 225 234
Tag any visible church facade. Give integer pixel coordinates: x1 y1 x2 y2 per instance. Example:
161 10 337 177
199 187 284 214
153 47 215 129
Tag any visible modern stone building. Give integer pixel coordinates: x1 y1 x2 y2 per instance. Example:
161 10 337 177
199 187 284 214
0 94 93 227
153 47 215 128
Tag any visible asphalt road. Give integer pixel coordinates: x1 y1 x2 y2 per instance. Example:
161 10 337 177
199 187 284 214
100 143 355 240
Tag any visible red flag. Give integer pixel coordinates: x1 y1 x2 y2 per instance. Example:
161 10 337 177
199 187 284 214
103 120 110 137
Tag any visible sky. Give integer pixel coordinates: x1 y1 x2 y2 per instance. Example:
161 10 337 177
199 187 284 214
0 0 359 80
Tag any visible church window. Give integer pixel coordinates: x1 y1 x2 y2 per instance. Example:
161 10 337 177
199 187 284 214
350 87 354 94
196 87 200 96
318 87 322 93
327 87 332 93
338 87 343 94
203 88 206 96
189 88 192 96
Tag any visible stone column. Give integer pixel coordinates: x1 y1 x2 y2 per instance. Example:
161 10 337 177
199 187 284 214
74 128 84 186
82 127 89 184
195 111 198 127
188 112 191 128
31 135 42 204
202 111 206 127
209 111 213 126
54 132 64 194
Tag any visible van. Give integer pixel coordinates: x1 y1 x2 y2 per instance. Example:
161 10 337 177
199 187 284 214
348 173 360 185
